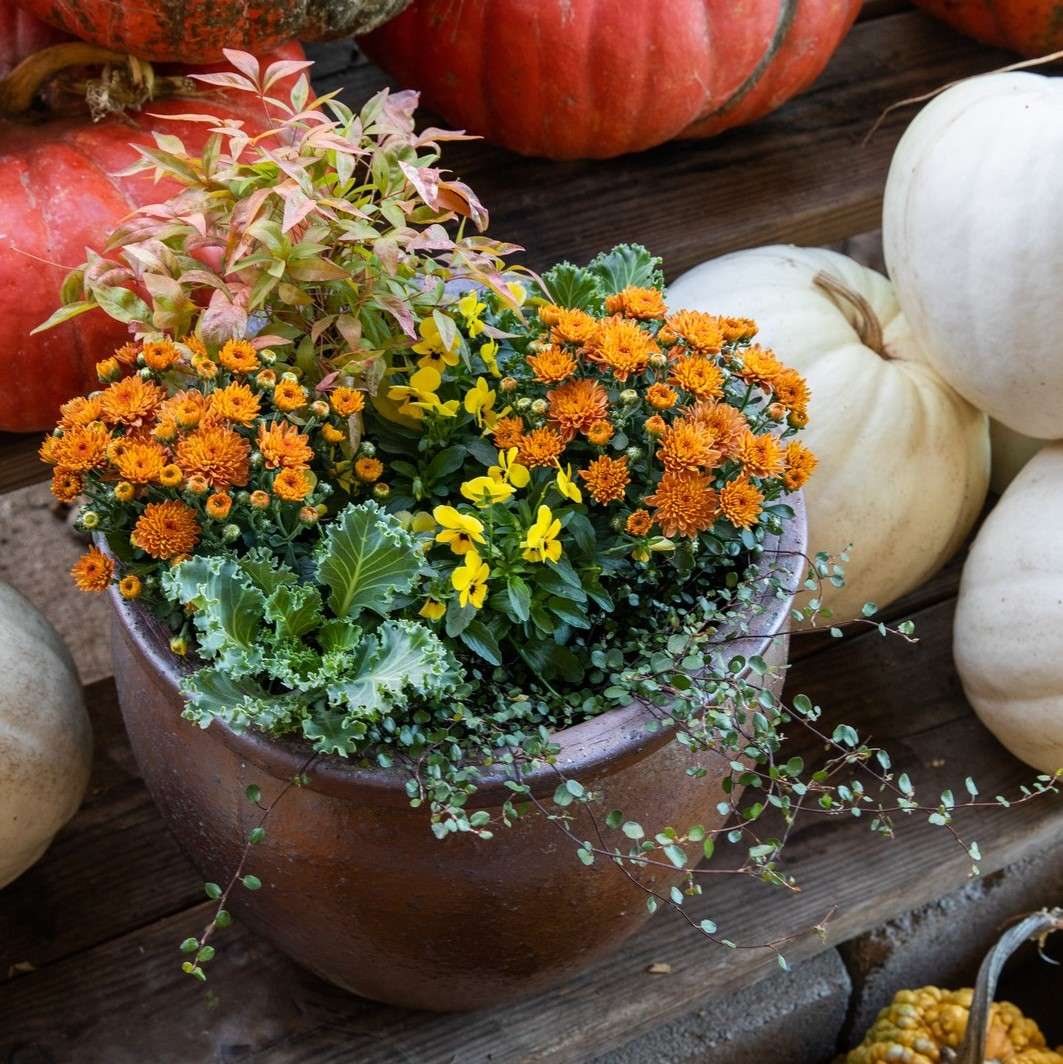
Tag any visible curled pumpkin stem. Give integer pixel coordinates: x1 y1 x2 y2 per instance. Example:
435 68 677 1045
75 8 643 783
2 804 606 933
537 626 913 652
813 271 888 358
0 42 127 115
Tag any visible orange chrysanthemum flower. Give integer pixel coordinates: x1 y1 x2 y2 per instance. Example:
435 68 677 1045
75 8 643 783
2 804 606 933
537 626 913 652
113 342 140 367
50 468 83 502
657 421 722 473
273 380 308 412
604 286 668 320
195 358 219 381
182 335 209 362
176 425 250 488
579 455 630 505
206 492 232 520
322 423 345 445
492 415 526 451
57 423 110 471
538 303 563 327
586 419 614 445
158 389 210 431
683 401 748 457
718 478 764 529
210 382 261 426
131 500 201 559
737 346 785 389
142 339 179 372
258 421 313 470
644 415 667 437
721 317 758 343
59 394 104 428
667 310 724 353
159 463 183 488
550 307 598 346
783 441 817 490
646 383 677 410
527 344 578 384
218 339 259 374
186 474 209 496
273 467 312 502
737 431 785 479
330 386 365 417
586 317 658 381
118 574 142 600
645 470 719 538
518 427 566 468
71 547 114 592
355 457 384 482
772 368 811 420
96 357 120 382
39 434 63 465
547 378 610 438
250 490 271 509
100 376 166 426
114 441 168 484
625 509 654 536
669 354 724 400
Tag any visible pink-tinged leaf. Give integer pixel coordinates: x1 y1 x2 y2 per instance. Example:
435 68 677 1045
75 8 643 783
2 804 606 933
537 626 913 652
315 371 340 393
199 287 249 346
311 316 336 344
185 212 208 237
222 48 260 82
408 224 456 253
287 256 348 282
373 237 401 276
415 126 480 147
375 293 417 338
398 161 442 211
280 185 317 234
336 313 362 350
378 89 419 131
480 322 518 340
437 179 489 231
177 269 231 295
144 111 233 124
263 59 314 91
190 71 258 93
251 334 292 349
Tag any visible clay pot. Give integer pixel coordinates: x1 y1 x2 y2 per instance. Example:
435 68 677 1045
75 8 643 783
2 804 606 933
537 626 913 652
109 499 805 1011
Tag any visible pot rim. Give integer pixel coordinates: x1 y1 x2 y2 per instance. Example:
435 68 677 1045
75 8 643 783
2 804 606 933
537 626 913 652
110 493 806 805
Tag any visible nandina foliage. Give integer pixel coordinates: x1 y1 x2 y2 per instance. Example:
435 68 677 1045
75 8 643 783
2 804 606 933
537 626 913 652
13 0 410 63
360 0 862 159
0 39 305 432
912 0 1063 56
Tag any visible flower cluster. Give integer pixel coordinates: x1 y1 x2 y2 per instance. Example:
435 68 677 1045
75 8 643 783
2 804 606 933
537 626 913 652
44 334 377 626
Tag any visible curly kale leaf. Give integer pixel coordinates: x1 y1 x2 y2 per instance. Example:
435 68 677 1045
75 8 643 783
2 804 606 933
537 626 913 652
315 501 421 619
265 582 324 642
325 620 452 719
541 244 664 313
302 709 369 757
181 670 305 734
540 261 602 312
239 547 298 596
164 556 266 678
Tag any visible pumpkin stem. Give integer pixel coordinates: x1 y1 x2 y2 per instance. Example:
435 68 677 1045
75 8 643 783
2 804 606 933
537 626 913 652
813 271 889 359
0 42 129 115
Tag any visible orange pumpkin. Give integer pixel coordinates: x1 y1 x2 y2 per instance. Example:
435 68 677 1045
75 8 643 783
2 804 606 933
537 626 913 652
360 0 862 159
912 0 1063 55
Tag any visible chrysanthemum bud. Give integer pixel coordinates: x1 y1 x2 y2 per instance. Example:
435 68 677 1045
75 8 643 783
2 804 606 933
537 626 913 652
80 509 100 529
169 635 189 656
221 523 241 543
299 506 320 525
515 397 533 412
309 400 330 419
500 376 518 393
357 441 377 458
619 389 639 405
625 446 642 462
372 482 391 499
530 398 548 416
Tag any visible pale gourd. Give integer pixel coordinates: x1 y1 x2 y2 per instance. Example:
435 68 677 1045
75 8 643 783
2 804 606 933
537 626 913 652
954 443 1063 775
668 246 989 623
0 581 92 887
883 72 1063 438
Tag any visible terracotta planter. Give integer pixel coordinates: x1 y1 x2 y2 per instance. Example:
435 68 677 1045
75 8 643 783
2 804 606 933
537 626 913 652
109 498 805 1011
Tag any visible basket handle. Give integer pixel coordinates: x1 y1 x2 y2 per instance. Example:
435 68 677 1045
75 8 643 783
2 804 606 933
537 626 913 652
947 908 1063 1064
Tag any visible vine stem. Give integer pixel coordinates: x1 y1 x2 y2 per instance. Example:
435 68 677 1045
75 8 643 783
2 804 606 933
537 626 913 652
813 272 888 357
0 43 127 114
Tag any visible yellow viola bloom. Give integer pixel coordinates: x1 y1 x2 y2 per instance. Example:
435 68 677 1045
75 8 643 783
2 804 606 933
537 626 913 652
458 291 486 338
521 505 563 564
556 464 583 504
488 447 530 489
419 598 446 621
480 339 501 378
452 550 490 609
412 316 460 370
387 366 460 420
460 475 515 507
432 505 486 555
463 376 497 427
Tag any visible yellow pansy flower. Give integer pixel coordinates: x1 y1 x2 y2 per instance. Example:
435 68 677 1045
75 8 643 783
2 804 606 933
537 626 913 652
458 291 486 338
463 376 497 427
432 505 486 556
488 447 530 489
387 366 460 420
452 550 490 609
419 598 446 621
460 475 515 507
556 464 583 504
480 339 501 378
521 505 563 564
412 316 460 372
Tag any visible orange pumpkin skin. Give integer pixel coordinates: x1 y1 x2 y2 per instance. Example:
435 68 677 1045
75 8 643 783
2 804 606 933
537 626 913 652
912 0 1063 56
13 0 409 63
0 41 306 433
359 0 862 160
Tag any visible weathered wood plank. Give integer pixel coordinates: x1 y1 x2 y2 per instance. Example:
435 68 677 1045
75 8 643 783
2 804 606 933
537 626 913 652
0 433 45 496
2 592 1058 1063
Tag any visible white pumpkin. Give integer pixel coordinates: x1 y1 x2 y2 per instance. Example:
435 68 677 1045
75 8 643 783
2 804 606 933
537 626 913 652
955 443 1063 774
668 245 989 623
883 72 1063 438
0 581 92 887
990 420 1046 496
